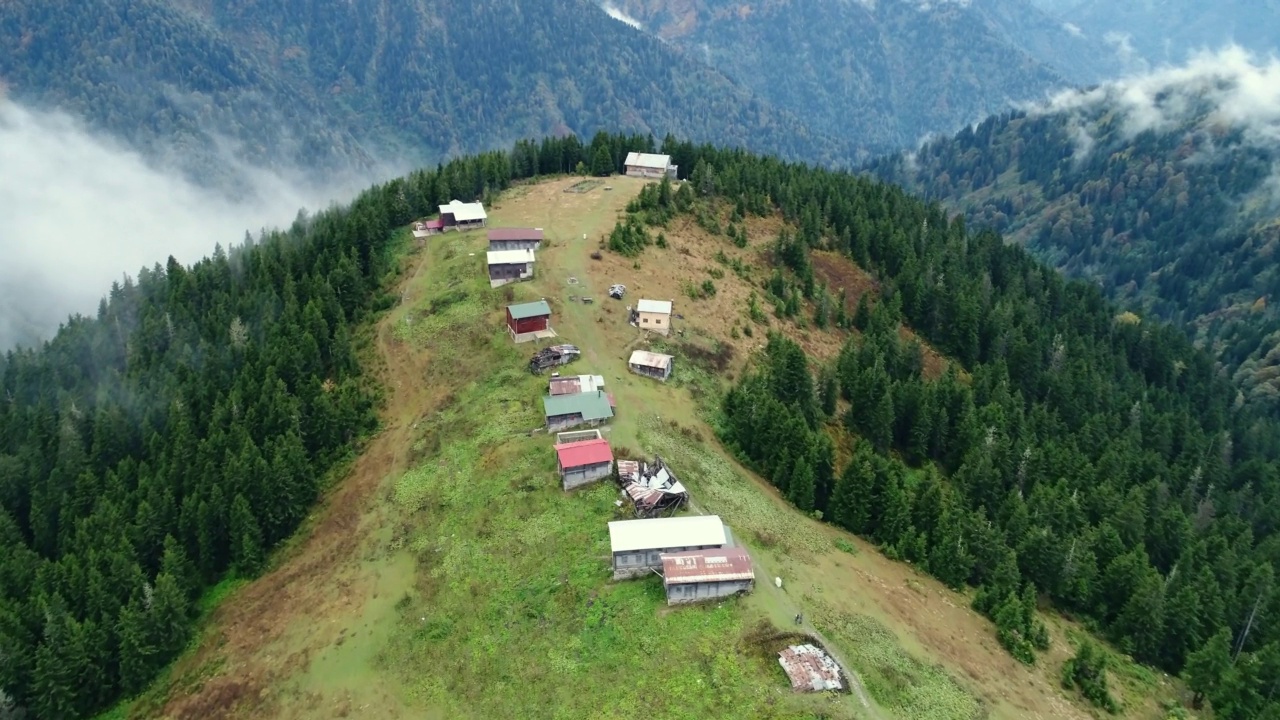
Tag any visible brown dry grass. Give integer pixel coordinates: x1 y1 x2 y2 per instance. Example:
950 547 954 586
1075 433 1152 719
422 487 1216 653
157 243 445 720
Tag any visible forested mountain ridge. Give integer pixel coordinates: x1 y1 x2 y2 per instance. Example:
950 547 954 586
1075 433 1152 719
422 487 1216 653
0 0 852 189
869 51 1280 409
6 128 1280 717
1039 0 1280 67
616 141 1280 717
611 0 1118 154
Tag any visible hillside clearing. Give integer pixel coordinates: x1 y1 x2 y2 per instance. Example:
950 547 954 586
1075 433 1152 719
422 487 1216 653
140 174 1184 720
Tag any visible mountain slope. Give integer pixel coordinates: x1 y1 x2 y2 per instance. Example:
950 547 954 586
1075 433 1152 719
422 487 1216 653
611 0 1118 154
1062 0 1280 66
0 0 852 187
869 48 1280 407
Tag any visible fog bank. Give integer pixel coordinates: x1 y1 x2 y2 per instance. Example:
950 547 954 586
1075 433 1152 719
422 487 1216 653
0 100 388 350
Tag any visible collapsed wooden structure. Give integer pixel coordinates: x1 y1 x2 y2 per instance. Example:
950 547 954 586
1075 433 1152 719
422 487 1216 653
615 455 688 518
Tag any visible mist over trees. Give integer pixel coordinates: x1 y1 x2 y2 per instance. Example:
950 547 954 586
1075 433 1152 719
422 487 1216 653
0 133 627 718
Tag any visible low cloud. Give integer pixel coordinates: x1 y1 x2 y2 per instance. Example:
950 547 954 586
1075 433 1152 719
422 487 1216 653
600 2 643 30
1036 45 1280 143
1062 22 1084 39
1103 31 1149 75
0 100 388 350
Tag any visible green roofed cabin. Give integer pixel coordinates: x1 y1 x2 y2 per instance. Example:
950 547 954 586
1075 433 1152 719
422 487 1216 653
506 300 554 343
542 390 615 432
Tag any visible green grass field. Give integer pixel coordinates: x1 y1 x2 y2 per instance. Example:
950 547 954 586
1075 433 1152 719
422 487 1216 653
137 175 1195 720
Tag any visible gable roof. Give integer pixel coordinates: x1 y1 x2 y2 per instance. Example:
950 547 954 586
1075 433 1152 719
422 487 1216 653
625 152 672 170
542 391 614 422
507 300 551 320
439 199 487 222
661 548 755 584
554 438 614 468
636 299 672 315
608 515 727 553
487 249 536 266
628 350 674 370
488 227 544 242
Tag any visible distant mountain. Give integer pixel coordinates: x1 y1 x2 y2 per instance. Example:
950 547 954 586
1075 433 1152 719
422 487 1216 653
1041 0 1280 66
869 49 1280 406
0 0 855 189
610 0 1120 154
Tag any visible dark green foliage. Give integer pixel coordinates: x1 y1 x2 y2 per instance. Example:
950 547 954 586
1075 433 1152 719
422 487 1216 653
591 145 614 177
0 136 583 718
587 139 1280 713
0 0 860 190
1062 640 1119 713
607 217 651 257
610 1 1106 156
872 107 1280 410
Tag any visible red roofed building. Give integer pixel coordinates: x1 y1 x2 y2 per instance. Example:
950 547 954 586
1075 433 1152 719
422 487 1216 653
554 438 614 491
659 548 755 605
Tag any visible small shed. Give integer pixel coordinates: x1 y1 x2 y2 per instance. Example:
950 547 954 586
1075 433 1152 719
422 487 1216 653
412 218 444 240
439 199 487 231
635 299 673 336
624 152 678 180
542 390 614 433
506 300 552 342
608 515 728 579
778 644 845 692
549 374 606 396
660 548 755 605
628 350 674 382
488 227 544 252
487 249 536 287
554 438 615 491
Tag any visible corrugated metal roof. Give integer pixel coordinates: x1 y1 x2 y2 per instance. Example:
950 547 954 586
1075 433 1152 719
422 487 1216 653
440 199 487 222
554 438 614 468
628 350 674 370
488 227 544 242
636 299 672 315
778 645 844 692
542 391 614 421
625 152 672 170
608 515 726 553
661 548 755 584
617 460 642 483
508 300 551 320
487 249 536 265
548 374 605 396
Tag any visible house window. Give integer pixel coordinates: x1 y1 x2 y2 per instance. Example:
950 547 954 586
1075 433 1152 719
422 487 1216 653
642 318 649 324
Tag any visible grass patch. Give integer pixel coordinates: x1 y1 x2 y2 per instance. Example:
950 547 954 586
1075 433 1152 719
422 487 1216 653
640 418 827 559
810 599 982 720
374 238 842 720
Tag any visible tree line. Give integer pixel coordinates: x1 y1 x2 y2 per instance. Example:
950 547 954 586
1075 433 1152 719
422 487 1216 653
615 143 1280 717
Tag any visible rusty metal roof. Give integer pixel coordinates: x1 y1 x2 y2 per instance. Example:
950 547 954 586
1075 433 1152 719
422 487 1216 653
778 644 844 692
549 374 605 396
488 227 544 241
617 460 641 484
660 548 754 584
